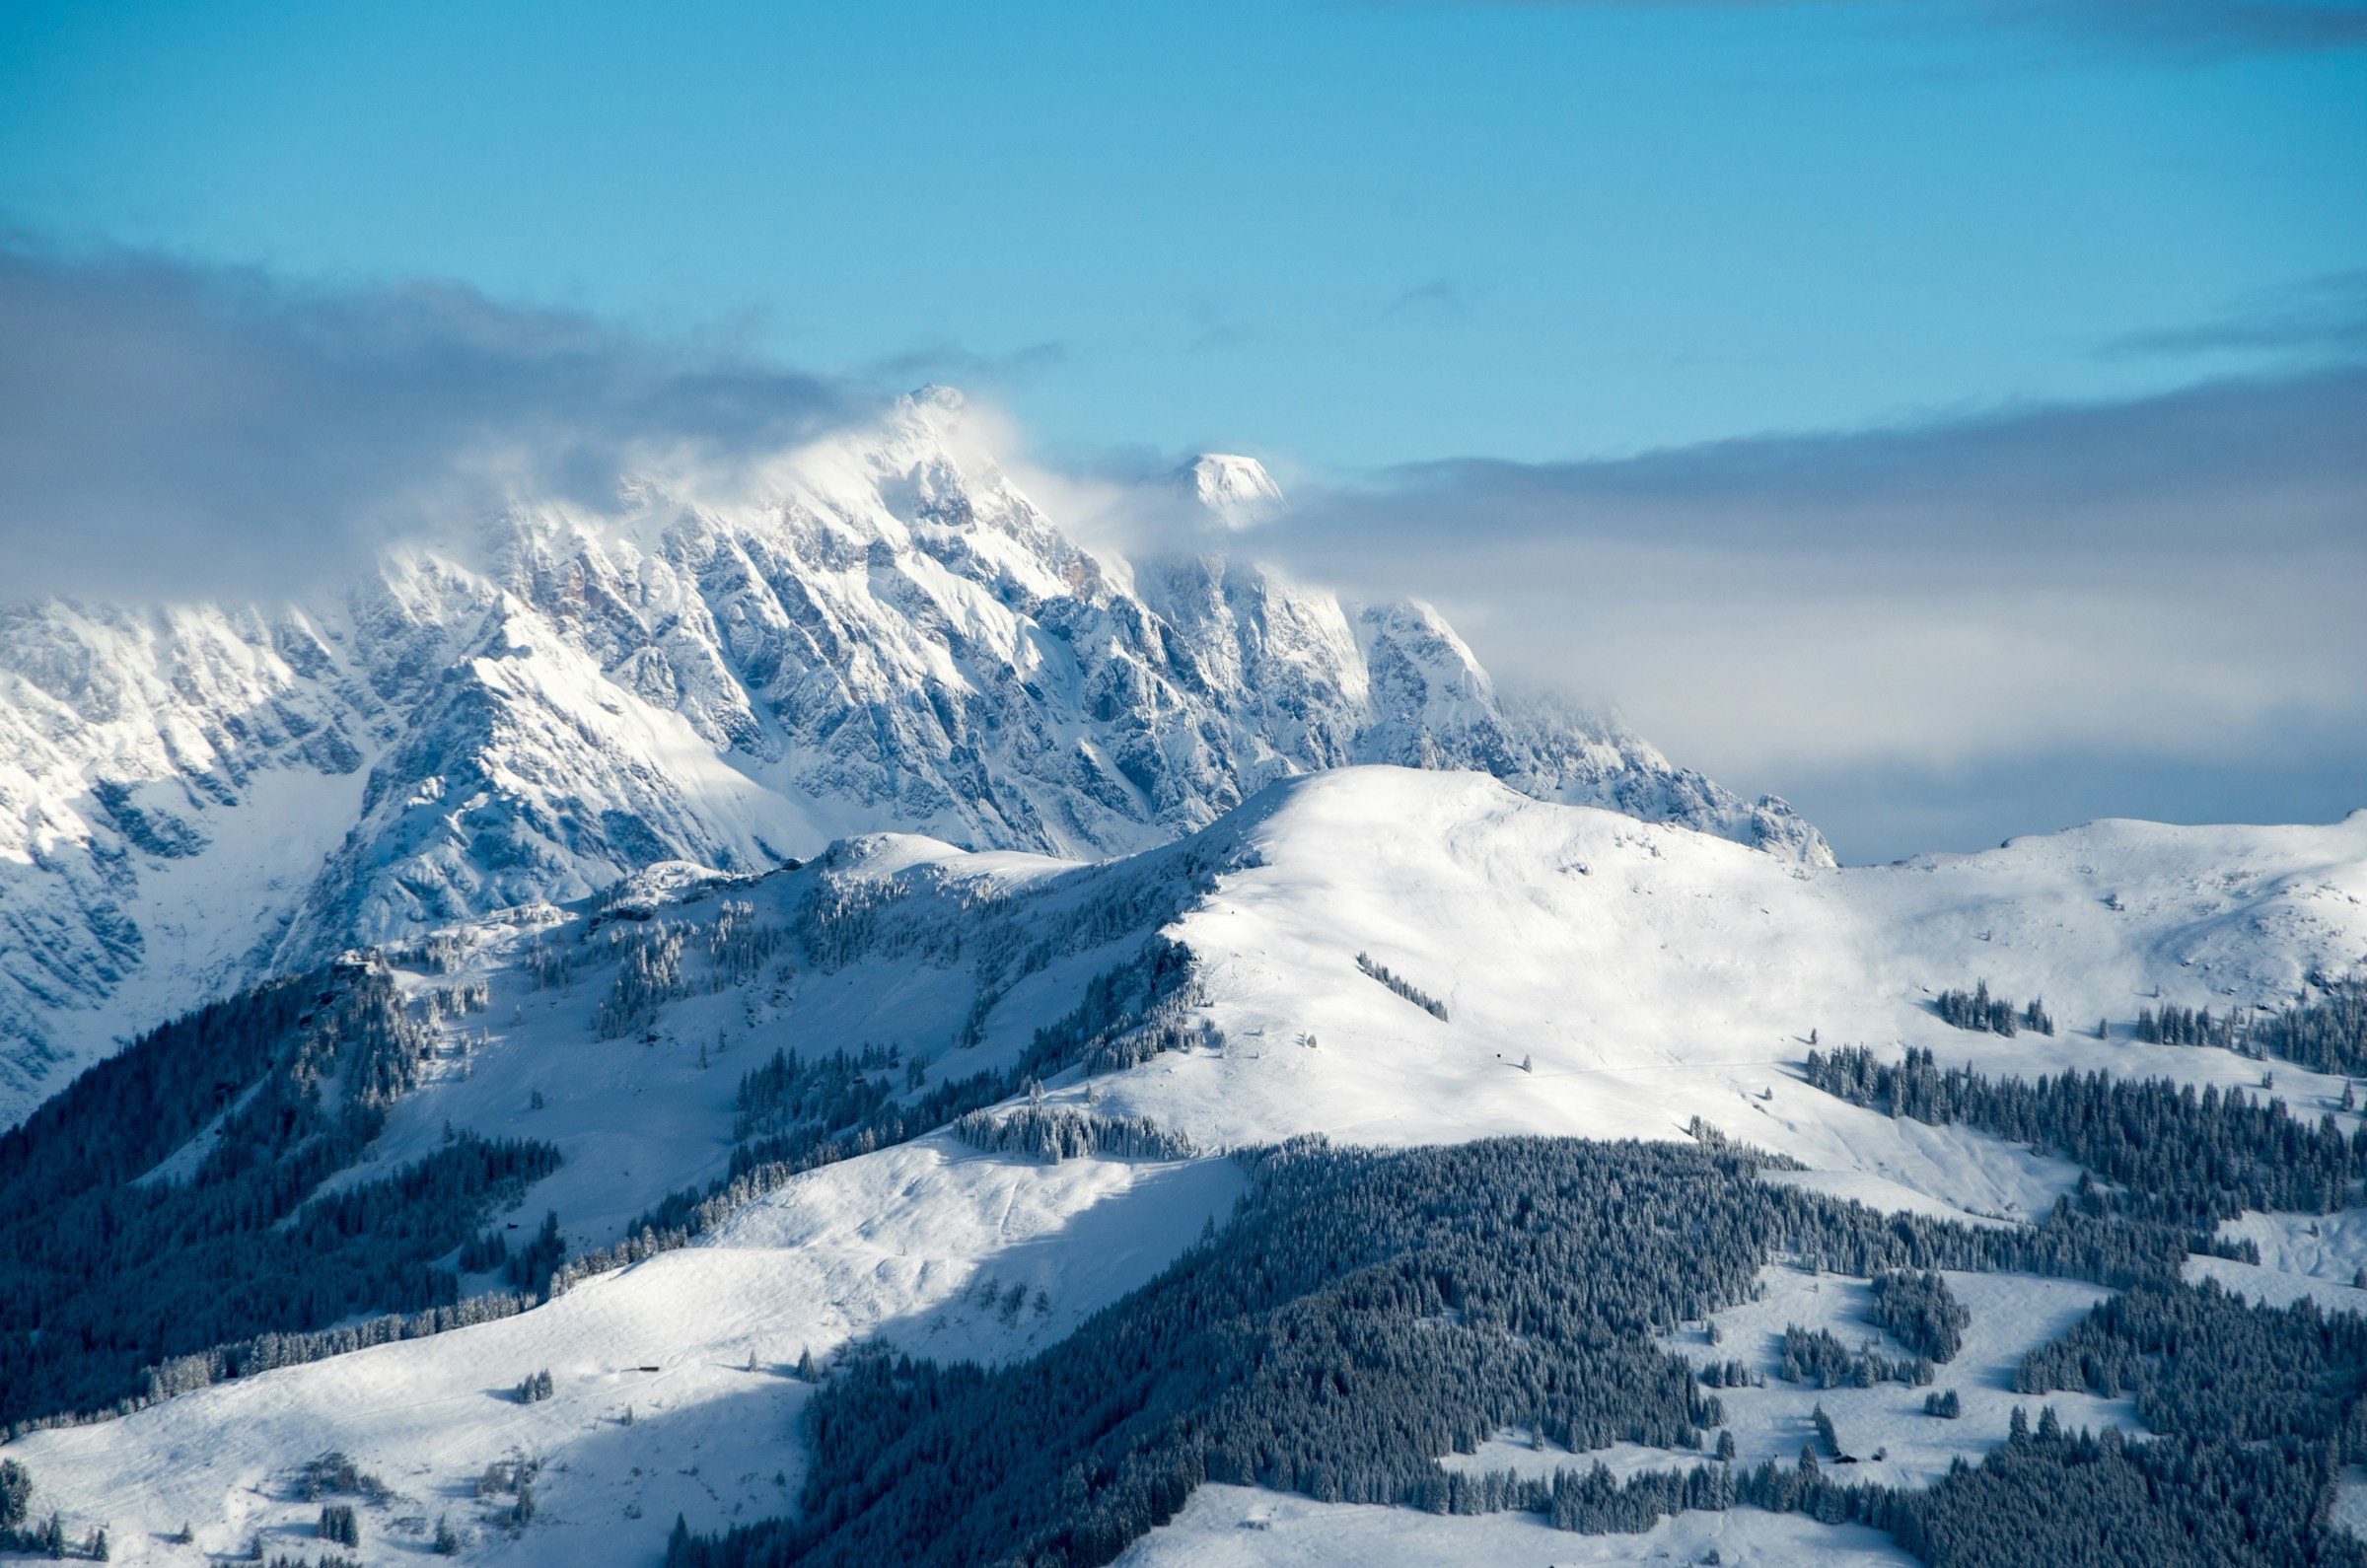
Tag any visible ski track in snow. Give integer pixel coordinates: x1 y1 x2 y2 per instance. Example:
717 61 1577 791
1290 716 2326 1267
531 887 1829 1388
10 765 2367 1562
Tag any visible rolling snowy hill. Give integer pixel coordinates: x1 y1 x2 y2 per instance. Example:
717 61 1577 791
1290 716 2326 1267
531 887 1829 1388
0 393 1825 1126
8 766 2364 1561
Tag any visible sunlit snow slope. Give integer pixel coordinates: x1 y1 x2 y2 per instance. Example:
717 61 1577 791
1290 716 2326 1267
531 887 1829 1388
13 767 2365 1560
1095 770 2367 1170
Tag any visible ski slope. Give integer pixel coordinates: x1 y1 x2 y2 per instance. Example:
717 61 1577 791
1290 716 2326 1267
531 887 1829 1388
10 766 2367 1561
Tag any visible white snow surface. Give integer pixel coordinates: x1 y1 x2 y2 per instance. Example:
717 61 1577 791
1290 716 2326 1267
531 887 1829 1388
0 397 1823 1124
1180 454 1285 530
1102 769 2367 1176
1117 1488 1914 1568
11 765 2367 1562
2207 1209 2367 1303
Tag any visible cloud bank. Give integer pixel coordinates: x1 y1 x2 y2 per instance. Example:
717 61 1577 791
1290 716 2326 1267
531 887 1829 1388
1252 369 2367 859
0 242 860 601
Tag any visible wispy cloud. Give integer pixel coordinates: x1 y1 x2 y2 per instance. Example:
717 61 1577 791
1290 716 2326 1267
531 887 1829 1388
6 242 2354 860
2102 269 2367 359
1380 277 1470 321
861 337 1069 389
0 241 861 603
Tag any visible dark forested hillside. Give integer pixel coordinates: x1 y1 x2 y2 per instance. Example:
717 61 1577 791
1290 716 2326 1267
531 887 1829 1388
2255 978 2367 1076
664 1121 2367 1568
661 1017 2367 1568
0 962 560 1431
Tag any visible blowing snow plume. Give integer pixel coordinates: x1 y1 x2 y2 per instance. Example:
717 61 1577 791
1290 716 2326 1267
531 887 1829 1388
0 242 861 604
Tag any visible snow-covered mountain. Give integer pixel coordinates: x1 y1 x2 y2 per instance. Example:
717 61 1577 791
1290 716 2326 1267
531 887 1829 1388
1177 453 1285 530
12 766 2365 1559
0 391 1825 1122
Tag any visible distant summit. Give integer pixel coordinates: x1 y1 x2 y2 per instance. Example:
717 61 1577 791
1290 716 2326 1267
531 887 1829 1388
1178 453 1284 529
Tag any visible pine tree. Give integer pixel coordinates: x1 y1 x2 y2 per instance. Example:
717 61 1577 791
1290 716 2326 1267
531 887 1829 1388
319 1503 359 1546
0 1459 30 1528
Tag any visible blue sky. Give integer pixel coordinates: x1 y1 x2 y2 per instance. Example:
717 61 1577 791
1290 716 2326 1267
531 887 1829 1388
2 0 2362 860
5 0 2361 468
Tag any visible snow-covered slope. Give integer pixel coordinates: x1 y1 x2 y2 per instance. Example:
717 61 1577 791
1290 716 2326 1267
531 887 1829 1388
13 768 2364 1558
1094 769 2367 1170
15 1138 1240 1566
0 396 1823 1122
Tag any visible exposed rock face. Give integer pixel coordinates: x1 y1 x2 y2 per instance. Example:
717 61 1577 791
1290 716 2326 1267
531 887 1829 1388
0 392 1827 1113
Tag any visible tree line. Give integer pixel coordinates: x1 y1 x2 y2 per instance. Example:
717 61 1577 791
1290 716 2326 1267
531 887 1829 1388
1356 954 1450 1021
2253 978 2367 1076
1803 1043 2363 1230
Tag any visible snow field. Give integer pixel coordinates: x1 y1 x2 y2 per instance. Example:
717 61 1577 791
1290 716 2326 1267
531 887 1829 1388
1655 1265 2130 1486
2213 1209 2367 1296
11 1139 1240 1562
1116 1485 1914 1568
1106 771 2367 1208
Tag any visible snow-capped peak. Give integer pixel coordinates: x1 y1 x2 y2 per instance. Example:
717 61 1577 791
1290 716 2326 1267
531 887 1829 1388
1180 453 1284 530
0 404 1823 1122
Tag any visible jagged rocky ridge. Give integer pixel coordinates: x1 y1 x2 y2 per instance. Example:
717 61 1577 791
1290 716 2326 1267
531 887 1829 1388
0 390 1826 1114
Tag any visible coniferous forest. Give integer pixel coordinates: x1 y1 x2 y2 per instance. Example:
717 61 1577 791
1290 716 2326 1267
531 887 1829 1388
0 962 560 1431
2255 978 2367 1076
664 1084 2367 1568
